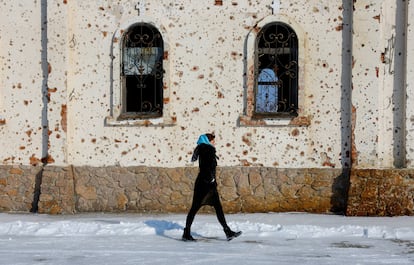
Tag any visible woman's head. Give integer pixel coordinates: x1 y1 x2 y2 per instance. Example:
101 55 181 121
196 133 216 146
205 133 215 142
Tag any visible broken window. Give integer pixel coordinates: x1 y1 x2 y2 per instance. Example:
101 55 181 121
255 22 298 117
121 23 164 118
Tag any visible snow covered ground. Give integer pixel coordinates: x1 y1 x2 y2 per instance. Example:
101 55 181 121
1 212 414 265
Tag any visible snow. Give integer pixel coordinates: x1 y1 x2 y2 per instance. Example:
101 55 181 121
1 212 414 265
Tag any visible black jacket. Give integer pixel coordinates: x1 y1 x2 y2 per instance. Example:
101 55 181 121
191 143 220 206
191 143 217 184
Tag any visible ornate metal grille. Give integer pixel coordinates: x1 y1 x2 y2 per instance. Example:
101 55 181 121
255 22 298 116
122 23 164 117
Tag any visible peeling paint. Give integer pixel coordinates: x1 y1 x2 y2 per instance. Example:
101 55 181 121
214 0 223 6
60 104 67 133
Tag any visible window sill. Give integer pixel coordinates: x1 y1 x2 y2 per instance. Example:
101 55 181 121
238 114 311 127
105 115 176 127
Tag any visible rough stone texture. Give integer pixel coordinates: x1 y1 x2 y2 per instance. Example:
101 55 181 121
0 165 346 214
0 165 39 212
2 165 414 216
37 166 76 214
72 166 346 214
347 169 414 216
72 166 197 213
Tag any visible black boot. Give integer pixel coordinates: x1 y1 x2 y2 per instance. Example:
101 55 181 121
224 227 242 241
182 227 195 241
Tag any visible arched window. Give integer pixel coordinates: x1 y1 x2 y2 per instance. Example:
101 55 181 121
255 22 298 117
121 23 164 118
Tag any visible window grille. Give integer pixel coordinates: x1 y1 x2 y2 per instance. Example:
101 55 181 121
255 22 298 117
121 23 164 118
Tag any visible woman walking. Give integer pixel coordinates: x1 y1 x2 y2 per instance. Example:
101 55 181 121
183 133 241 241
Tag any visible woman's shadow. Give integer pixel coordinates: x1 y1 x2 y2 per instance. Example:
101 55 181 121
144 220 201 241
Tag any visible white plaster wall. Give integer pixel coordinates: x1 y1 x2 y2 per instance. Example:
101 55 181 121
64 0 345 168
353 0 410 169
47 1 69 166
376 0 398 168
352 0 404 168
0 1 44 165
5 1 394 169
406 0 414 167
352 0 381 168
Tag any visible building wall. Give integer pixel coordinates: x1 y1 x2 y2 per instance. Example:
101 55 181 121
352 0 408 168
1 0 413 215
0 1 45 165
1 0 349 168
406 0 414 166
51 1 348 168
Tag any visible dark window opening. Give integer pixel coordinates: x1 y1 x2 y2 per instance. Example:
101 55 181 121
255 22 298 117
121 23 164 118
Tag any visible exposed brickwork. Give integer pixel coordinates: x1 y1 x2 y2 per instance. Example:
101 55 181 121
214 0 223 6
347 169 414 216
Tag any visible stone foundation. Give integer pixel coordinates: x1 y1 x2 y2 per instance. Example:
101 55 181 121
0 165 348 214
2 165 413 216
0 165 39 212
346 169 414 216
71 166 347 214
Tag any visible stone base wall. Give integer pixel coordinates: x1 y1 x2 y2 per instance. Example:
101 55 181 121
346 169 414 216
0 165 349 214
72 167 347 214
6 166 414 216
37 166 76 214
0 165 39 212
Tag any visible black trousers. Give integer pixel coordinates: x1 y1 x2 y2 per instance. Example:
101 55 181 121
185 178 228 230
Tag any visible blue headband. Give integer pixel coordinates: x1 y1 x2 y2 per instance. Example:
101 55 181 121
196 134 212 146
